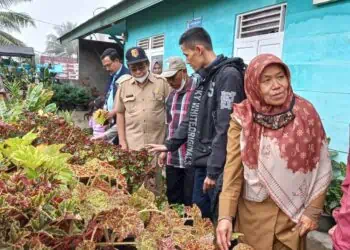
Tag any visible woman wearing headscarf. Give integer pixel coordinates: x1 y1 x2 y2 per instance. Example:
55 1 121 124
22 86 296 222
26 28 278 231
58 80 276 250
216 54 332 250
152 61 163 75
329 147 350 250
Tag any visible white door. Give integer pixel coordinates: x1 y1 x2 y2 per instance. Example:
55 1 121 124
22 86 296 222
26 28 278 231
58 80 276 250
234 33 284 64
234 40 258 64
257 33 284 56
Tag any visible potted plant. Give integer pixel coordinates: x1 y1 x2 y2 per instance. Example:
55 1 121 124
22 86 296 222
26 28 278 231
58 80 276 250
319 150 346 232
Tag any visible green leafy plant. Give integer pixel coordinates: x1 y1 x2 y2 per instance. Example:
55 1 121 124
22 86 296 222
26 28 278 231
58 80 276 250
0 132 73 183
25 83 55 112
324 157 346 215
51 83 92 111
0 111 217 249
57 110 74 125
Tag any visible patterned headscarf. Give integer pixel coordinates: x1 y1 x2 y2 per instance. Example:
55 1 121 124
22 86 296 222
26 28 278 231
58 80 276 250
235 54 325 173
233 54 332 222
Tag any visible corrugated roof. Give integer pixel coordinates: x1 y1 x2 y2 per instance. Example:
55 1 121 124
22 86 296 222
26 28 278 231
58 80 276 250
0 46 35 57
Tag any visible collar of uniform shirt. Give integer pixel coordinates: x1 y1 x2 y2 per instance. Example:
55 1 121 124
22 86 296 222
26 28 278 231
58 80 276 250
131 72 156 84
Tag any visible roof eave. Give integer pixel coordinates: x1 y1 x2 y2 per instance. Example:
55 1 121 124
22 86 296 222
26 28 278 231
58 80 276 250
59 0 163 44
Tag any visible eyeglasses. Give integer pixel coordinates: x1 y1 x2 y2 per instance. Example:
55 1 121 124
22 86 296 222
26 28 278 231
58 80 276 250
103 63 113 69
129 64 147 73
103 62 118 69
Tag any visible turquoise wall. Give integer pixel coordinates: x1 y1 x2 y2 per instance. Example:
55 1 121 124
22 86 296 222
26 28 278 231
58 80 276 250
125 0 285 62
283 0 350 161
124 0 350 161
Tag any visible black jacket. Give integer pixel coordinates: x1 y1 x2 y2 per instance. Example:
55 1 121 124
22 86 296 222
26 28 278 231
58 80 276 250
165 55 246 180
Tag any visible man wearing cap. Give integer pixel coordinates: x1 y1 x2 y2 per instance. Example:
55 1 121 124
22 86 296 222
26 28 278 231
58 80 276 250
115 47 170 151
158 57 199 206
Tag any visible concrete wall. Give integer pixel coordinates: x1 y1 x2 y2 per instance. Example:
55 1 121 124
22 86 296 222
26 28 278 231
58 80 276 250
123 0 350 161
79 39 124 96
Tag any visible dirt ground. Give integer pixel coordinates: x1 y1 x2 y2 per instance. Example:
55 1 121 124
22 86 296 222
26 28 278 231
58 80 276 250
71 110 90 129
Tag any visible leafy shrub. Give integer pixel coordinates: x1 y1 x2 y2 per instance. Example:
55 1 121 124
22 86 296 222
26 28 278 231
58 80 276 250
0 114 216 250
324 156 346 215
51 83 92 111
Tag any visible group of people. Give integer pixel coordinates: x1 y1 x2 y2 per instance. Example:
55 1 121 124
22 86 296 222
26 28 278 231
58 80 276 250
88 27 349 250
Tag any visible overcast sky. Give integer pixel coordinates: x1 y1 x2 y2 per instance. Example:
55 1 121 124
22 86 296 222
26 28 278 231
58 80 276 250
9 0 122 53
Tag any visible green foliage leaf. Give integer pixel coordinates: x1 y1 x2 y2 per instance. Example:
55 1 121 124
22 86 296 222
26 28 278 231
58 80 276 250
43 103 57 113
10 145 46 169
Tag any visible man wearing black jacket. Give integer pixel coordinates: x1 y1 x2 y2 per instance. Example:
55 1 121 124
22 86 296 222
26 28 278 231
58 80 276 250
147 27 245 219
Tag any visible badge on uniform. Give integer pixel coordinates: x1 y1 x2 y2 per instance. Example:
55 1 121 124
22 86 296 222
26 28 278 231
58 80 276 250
131 49 139 58
153 88 160 99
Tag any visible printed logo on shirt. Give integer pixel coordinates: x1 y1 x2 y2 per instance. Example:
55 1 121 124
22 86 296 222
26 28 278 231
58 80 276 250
220 91 236 110
185 85 204 166
207 81 215 98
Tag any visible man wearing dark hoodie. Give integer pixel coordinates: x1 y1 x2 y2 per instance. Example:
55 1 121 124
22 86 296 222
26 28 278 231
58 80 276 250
147 27 245 220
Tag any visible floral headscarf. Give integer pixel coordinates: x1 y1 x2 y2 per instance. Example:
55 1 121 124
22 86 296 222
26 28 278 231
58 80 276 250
233 54 332 222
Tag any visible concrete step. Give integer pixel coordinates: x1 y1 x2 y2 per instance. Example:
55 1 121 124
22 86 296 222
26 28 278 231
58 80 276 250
307 231 333 250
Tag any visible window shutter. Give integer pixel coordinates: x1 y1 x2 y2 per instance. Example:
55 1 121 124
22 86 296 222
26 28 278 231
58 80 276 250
237 4 286 39
151 35 165 49
137 38 150 50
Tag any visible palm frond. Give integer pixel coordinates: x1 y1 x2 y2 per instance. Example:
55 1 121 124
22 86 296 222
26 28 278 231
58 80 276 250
0 0 32 8
45 21 78 56
0 30 24 46
0 11 35 31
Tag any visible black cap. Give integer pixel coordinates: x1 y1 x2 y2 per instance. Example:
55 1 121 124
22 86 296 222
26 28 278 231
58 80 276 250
126 47 149 65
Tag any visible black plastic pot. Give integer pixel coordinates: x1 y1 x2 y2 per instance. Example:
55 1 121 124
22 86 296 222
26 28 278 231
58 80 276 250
318 213 336 233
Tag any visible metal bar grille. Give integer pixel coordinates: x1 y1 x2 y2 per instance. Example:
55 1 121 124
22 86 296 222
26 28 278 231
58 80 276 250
238 4 286 39
137 38 150 50
151 35 165 49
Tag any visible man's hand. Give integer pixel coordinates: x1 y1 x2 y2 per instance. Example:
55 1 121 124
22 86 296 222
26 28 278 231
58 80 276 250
292 215 317 236
158 152 167 167
107 110 116 120
120 141 129 151
145 144 167 153
216 219 232 250
203 176 216 193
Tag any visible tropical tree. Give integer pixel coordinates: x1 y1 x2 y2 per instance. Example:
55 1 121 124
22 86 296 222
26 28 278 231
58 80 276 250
0 0 35 46
45 21 78 57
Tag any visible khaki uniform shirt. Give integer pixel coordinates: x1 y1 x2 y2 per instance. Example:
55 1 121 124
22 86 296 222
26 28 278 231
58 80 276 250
116 73 170 150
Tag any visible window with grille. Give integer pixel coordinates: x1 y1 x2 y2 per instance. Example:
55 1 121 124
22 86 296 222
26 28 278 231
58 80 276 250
151 35 165 49
136 34 165 72
236 4 286 39
137 34 165 50
137 38 149 50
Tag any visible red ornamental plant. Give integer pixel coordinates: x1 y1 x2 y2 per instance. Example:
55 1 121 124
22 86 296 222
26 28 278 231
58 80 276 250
0 114 216 250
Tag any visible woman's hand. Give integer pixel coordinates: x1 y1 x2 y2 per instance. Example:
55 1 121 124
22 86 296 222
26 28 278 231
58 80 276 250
216 219 233 250
292 215 317 236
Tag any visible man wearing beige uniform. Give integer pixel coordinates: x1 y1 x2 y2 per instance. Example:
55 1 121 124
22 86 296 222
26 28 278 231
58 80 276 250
116 47 170 151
